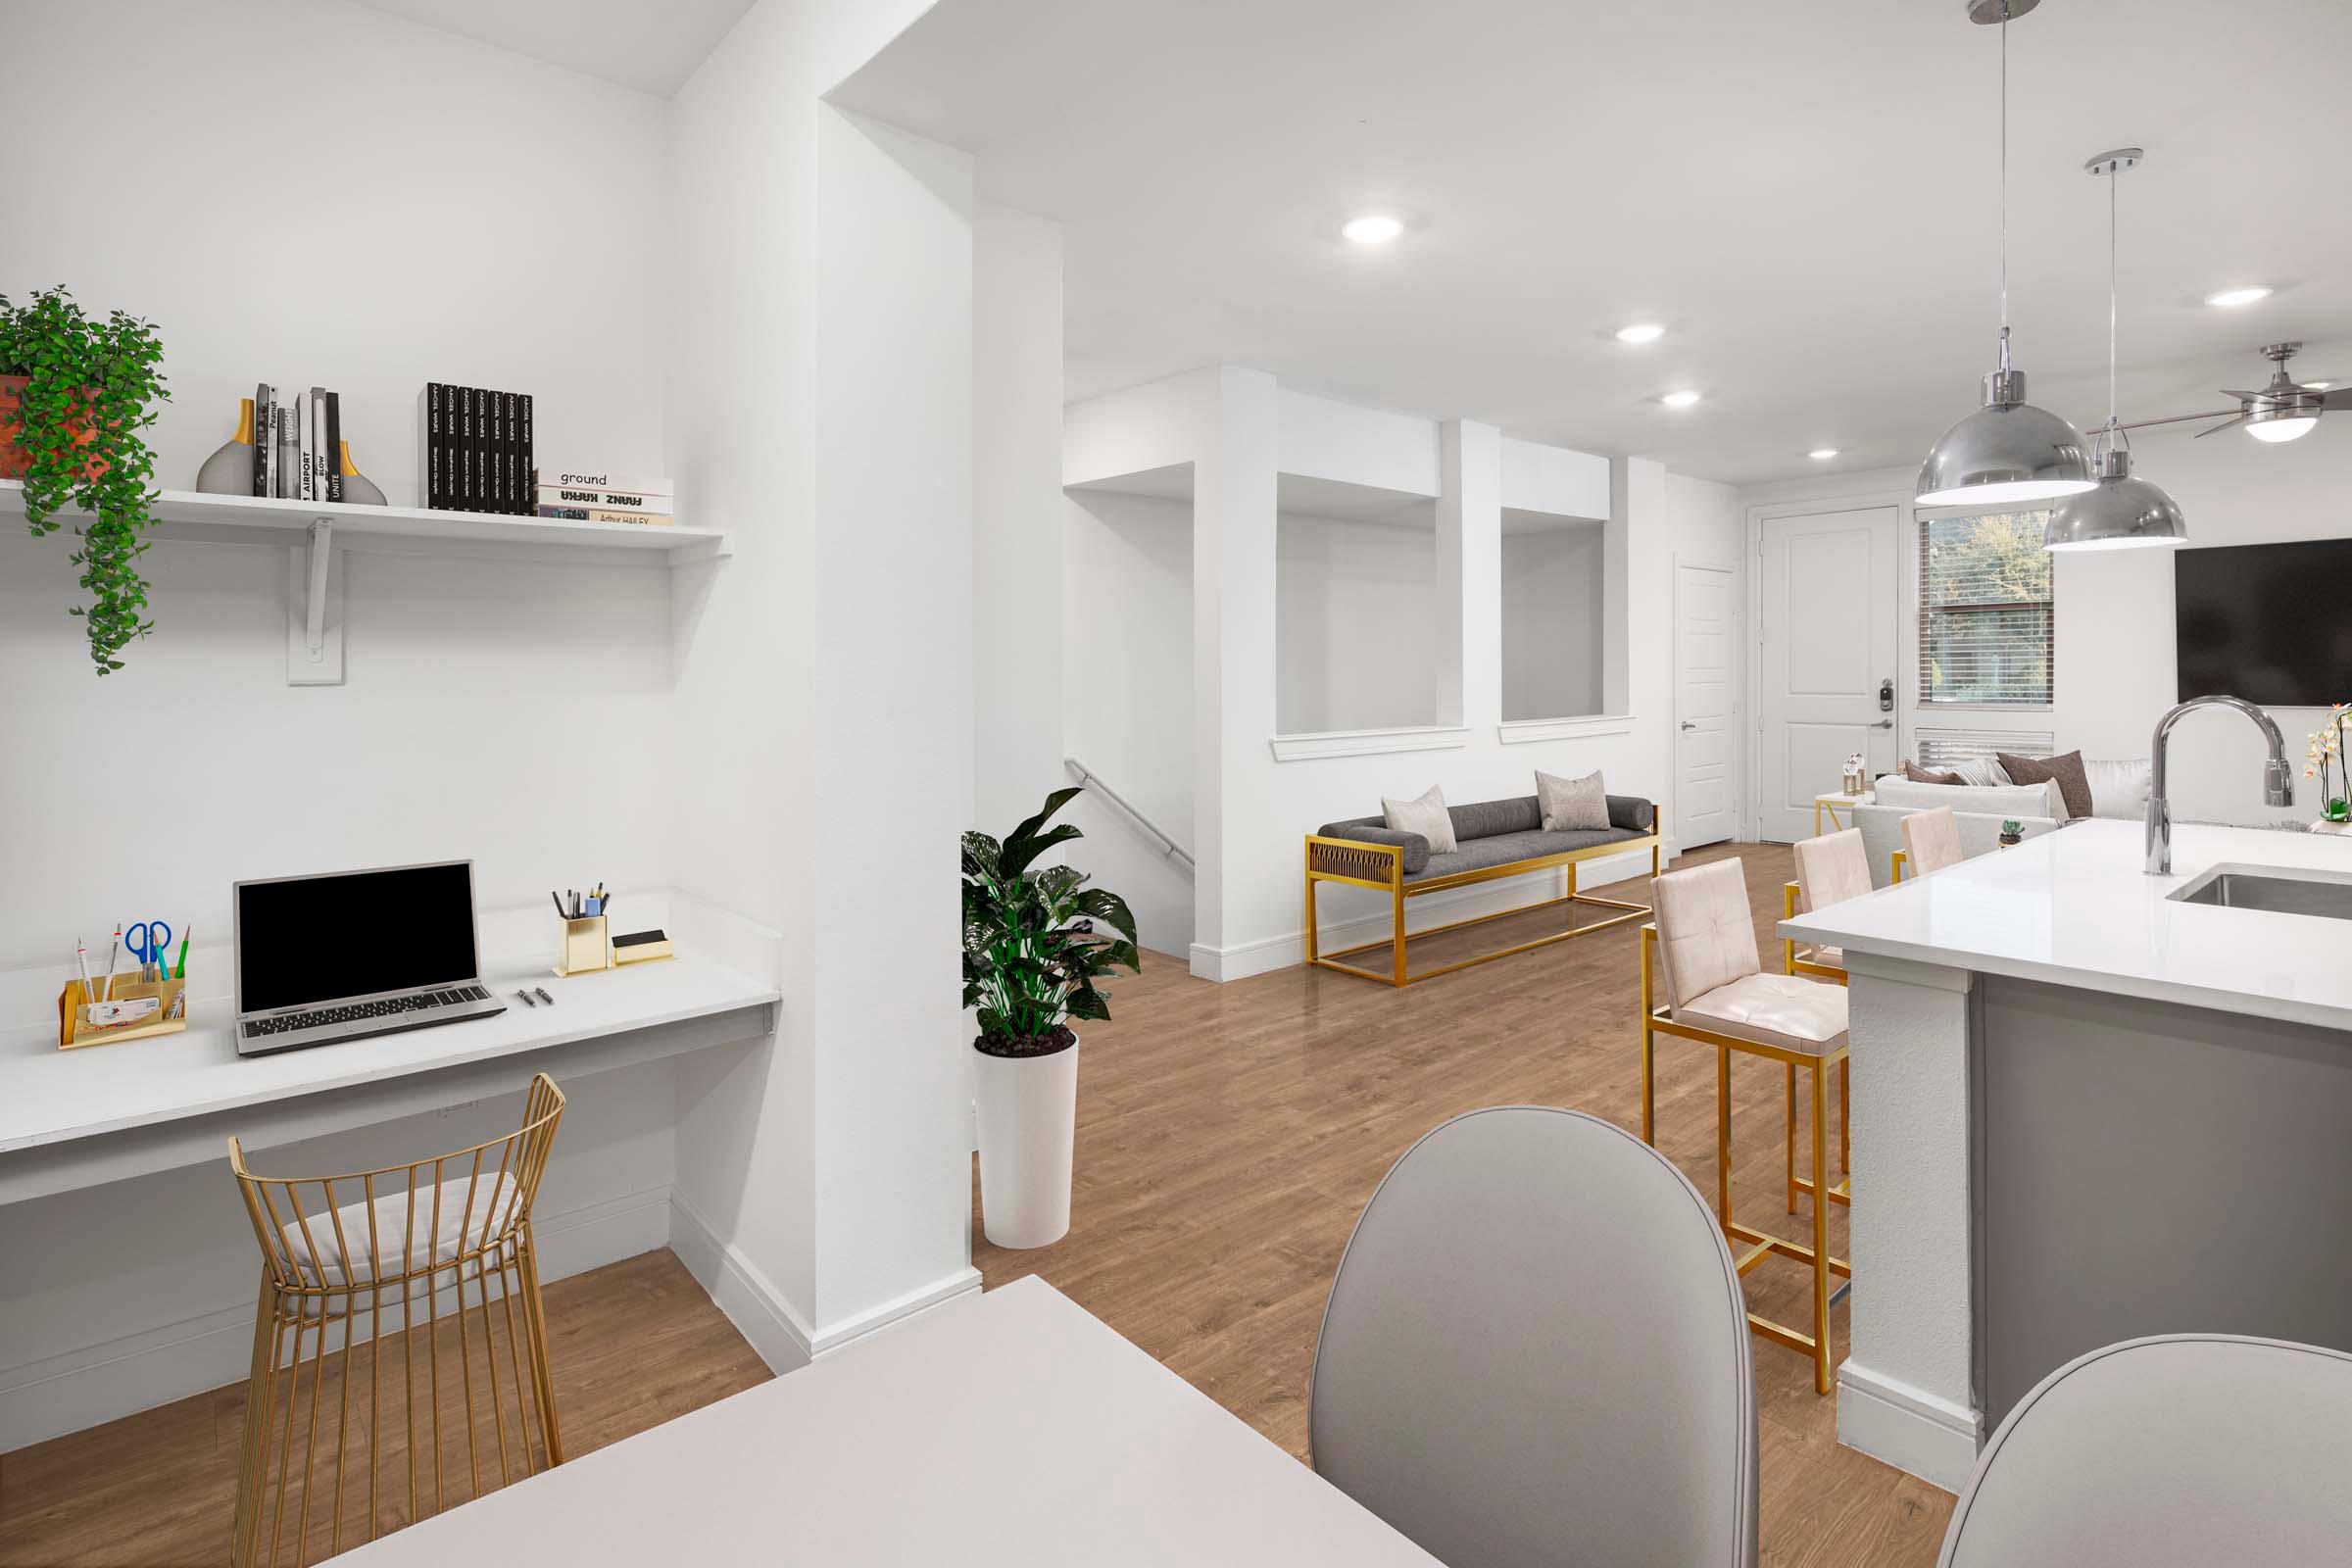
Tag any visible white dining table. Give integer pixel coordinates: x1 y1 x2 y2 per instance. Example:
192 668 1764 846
338 1274 1443 1565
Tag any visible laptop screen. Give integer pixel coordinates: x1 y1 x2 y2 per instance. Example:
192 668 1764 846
236 862 481 1013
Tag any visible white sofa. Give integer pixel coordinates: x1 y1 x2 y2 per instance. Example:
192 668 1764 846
1852 777 2066 889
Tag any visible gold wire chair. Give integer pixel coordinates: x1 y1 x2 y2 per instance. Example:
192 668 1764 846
226 1073 566 1567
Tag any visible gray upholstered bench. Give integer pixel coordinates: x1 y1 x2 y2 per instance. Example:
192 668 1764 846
1304 793 1662 986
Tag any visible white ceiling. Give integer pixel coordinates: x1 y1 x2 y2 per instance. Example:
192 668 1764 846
351 0 756 97
835 0 2352 485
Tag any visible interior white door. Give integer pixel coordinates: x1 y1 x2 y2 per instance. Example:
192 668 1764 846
1674 560 1737 849
1756 507 1899 844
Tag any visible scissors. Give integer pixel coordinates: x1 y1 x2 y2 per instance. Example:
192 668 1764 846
125 918 173 979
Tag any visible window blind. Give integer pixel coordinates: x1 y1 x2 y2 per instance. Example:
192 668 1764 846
1914 726 2055 773
1919 511 2053 707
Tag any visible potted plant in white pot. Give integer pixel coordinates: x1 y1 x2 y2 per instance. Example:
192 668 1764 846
961 787 1139 1249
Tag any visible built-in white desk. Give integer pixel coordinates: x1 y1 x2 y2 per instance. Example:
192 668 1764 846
0 949 778 1206
339 1275 1439 1566
0 892 783 1452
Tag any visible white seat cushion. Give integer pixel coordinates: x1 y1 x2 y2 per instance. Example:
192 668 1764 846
1677 972 1849 1056
1651 858 1761 1006
279 1172 521 1293
1793 828 1872 912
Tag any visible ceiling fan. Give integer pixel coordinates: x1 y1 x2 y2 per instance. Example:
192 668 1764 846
2196 342 2347 443
2116 342 2349 445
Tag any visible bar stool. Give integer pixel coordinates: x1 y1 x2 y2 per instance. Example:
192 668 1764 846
226 1074 566 1568
1890 803 1964 883
1640 858 1850 1393
1782 827 1870 1211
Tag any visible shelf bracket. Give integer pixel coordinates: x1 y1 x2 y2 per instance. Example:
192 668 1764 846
286 519 346 685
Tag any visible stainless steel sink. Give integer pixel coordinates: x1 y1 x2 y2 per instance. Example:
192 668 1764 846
2168 862 2352 921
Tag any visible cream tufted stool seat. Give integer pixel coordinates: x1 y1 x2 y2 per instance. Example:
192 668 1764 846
1781 826 1874 1205
1641 856 1850 1394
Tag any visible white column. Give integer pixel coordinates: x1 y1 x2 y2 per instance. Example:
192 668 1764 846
1190 368 1280 966
1838 953 1983 1491
1438 420 1501 730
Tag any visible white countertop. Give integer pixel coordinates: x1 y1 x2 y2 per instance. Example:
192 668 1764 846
0 952 778 1155
1782 819 2352 1031
338 1275 1439 1566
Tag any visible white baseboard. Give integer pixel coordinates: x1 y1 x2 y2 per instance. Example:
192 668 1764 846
665 1194 979 1374
1191 840 1673 984
1837 1358 1981 1494
0 1183 676 1456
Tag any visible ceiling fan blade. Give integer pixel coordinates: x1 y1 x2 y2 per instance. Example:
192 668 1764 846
2319 387 2352 410
2194 414 2251 439
2217 388 2262 400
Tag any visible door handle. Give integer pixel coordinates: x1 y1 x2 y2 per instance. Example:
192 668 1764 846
1871 719 1893 729
1681 720 1698 731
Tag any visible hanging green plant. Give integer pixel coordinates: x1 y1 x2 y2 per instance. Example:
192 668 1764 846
1 286 170 674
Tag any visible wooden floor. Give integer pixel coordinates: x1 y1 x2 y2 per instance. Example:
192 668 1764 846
1 842 1951 1566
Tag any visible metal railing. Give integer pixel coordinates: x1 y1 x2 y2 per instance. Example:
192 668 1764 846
1063 757 1196 873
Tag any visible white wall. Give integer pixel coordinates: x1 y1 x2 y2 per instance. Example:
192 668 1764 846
1275 511 1439 733
1063 488 1195 956
0 0 674 971
1738 421 2352 828
1500 524 1606 721
974 204 1068 834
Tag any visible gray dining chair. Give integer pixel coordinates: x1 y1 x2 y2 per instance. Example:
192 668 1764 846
1310 1105 1757 1568
1940 1334 2352 1567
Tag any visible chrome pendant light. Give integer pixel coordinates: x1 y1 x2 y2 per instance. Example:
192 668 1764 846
1915 0 2093 507
2045 149 2186 551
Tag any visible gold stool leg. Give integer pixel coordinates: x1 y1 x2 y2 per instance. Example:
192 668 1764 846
1391 883 1407 988
517 1235 565 1466
1840 1057 1851 1173
1716 1045 1733 1234
1785 1063 1798 1213
1811 1059 1834 1396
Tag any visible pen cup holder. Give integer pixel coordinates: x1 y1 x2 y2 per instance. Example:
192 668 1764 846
555 915 611 978
58 975 188 1051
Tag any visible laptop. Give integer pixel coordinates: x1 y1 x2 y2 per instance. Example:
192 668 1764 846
234 860 507 1056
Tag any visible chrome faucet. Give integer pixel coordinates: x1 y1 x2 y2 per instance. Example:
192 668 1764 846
2145 694 2294 875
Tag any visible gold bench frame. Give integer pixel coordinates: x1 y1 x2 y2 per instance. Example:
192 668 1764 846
1303 808 1663 988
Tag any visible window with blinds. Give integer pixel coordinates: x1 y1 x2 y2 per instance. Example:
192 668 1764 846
1919 510 2053 707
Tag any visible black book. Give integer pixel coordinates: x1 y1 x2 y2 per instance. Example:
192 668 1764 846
323 390 342 504
460 386 477 512
253 381 271 496
416 384 442 509
485 388 501 513
516 392 533 507
506 392 524 514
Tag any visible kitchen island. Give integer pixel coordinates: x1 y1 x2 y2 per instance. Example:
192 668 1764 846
1783 818 2352 1491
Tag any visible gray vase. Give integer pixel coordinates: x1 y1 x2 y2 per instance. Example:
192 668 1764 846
195 399 256 494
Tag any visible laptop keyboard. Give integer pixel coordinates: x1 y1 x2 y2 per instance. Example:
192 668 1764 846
244 985 493 1039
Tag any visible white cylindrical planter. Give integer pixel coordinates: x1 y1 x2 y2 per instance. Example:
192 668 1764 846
974 1037 1079 1250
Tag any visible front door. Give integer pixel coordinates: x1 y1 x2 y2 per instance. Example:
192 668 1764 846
1675 559 1737 849
1756 507 1899 843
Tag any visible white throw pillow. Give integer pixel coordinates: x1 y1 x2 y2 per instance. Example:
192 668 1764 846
1536 768 1610 832
2083 758 2152 819
1383 784 1458 854
1950 756 2011 788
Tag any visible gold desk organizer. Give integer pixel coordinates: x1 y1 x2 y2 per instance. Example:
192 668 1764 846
58 974 188 1051
554 914 611 978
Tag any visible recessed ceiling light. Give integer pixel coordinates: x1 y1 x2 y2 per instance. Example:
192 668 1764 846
1657 389 1702 409
1615 322 1666 344
1341 214 1405 245
1807 448 1839 461
2204 286 2273 309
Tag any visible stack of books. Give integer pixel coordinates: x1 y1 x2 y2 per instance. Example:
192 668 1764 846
416 383 536 514
534 467 673 526
252 384 345 501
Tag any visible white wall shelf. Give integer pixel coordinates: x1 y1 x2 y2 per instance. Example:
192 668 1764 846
1268 724 1471 762
0 481 729 568
1497 713 1636 745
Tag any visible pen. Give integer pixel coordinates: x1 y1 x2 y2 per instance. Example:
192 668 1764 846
102 926 122 1001
532 986 555 1005
75 938 94 1000
514 989 539 1007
